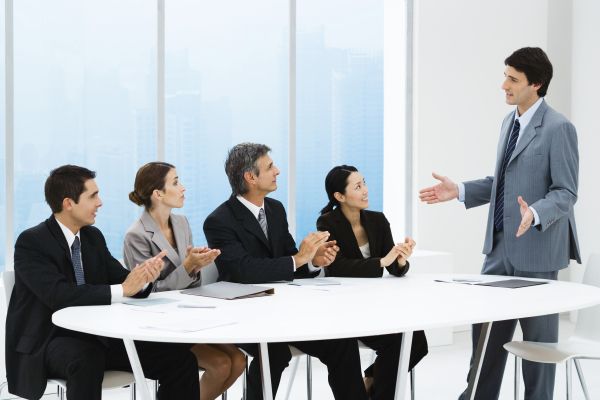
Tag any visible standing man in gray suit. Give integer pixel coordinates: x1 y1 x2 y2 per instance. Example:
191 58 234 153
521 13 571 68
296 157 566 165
419 47 580 399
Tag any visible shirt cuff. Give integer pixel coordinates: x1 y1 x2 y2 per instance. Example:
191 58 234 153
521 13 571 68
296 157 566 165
307 260 320 272
530 206 540 226
458 183 465 202
291 256 296 272
110 284 124 303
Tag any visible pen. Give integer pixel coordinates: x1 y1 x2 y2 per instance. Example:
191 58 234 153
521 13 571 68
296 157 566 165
177 304 216 309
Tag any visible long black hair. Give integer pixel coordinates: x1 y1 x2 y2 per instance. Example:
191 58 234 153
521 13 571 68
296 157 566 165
320 165 358 215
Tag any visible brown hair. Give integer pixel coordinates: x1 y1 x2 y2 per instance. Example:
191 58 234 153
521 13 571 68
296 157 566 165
129 162 175 210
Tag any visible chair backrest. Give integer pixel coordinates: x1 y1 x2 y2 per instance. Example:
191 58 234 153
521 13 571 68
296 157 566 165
574 253 600 340
2 270 15 308
201 262 219 285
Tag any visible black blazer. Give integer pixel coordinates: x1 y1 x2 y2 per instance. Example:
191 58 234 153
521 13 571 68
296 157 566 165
317 208 409 277
203 196 317 284
5 216 148 400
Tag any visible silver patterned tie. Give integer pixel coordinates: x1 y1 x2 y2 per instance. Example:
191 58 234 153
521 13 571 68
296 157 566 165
71 236 85 285
258 208 269 239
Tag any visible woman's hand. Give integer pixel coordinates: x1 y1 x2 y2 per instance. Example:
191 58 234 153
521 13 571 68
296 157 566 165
183 246 221 274
396 237 416 266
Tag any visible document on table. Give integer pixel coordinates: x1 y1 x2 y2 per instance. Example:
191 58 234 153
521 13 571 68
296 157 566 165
123 298 178 307
434 278 548 288
289 278 341 286
142 319 236 333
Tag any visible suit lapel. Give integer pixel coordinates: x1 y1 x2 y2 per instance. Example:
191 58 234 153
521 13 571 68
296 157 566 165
508 101 546 164
495 111 516 176
141 211 179 266
46 216 76 282
170 214 187 263
333 208 362 258
361 211 380 254
228 196 271 251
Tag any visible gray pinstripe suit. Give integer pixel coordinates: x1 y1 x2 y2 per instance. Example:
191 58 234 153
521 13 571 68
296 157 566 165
459 99 580 400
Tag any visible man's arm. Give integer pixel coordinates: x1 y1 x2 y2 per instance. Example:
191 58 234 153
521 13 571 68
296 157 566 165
14 231 112 311
204 214 295 284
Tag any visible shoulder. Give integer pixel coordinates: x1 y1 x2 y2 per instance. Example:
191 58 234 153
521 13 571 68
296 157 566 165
15 220 48 245
265 196 284 210
204 200 234 227
124 218 149 245
542 104 576 130
363 210 388 224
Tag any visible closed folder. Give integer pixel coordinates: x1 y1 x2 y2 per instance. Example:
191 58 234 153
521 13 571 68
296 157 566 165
181 281 275 300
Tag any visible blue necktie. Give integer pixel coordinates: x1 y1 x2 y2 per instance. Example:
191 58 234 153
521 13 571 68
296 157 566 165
71 236 85 285
494 119 521 231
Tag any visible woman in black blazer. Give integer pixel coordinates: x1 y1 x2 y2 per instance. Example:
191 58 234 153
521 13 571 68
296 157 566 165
317 165 428 400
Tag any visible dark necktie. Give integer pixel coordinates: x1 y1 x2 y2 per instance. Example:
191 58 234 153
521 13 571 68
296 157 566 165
71 236 85 285
493 119 521 231
258 208 268 239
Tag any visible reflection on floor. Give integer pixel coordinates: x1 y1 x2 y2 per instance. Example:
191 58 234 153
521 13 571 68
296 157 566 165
5 316 597 400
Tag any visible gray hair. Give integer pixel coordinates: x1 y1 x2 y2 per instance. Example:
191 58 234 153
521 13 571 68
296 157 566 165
225 143 271 195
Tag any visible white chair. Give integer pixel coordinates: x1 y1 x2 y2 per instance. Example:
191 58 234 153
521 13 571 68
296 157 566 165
504 253 600 400
1 270 137 400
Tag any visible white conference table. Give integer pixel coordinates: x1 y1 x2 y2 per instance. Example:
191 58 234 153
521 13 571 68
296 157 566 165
52 274 600 400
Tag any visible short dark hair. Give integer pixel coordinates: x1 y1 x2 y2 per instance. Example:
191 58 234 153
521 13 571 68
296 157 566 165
320 165 359 215
225 143 271 196
129 162 175 210
505 47 553 97
44 165 96 213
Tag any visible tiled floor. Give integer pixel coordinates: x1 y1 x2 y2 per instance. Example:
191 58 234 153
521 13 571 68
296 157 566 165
4 316 598 399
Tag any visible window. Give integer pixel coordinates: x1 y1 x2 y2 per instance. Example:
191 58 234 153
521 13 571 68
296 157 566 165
13 0 156 257
165 0 288 244
295 0 384 239
1 0 6 268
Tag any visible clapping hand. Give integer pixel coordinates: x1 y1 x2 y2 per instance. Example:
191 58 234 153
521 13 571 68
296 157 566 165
123 250 167 296
312 240 339 267
183 246 221 274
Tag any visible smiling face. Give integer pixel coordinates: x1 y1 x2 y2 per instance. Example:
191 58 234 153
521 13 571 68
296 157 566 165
155 168 186 209
64 179 102 230
337 171 369 211
501 65 541 115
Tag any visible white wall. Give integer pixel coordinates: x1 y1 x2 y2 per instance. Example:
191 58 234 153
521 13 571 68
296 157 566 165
571 0 600 280
412 0 584 275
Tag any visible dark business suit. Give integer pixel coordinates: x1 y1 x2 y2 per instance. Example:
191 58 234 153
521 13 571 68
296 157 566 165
5 216 199 400
203 195 367 400
317 208 428 400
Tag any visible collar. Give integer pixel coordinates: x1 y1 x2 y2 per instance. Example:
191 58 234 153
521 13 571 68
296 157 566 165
514 97 544 131
236 195 265 220
55 217 81 249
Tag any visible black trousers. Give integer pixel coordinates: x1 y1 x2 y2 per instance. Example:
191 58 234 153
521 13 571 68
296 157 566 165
239 338 368 400
360 331 429 400
45 335 199 400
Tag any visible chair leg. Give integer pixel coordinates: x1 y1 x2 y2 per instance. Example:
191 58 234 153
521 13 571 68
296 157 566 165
514 356 521 400
306 355 313 400
284 355 300 400
410 368 415 400
566 359 573 400
573 359 591 400
242 355 248 400
130 382 136 400
59 385 65 400
221 390 228 400
154 380 159 400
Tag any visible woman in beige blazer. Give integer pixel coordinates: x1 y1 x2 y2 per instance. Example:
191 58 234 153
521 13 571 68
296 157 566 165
124 161 245 400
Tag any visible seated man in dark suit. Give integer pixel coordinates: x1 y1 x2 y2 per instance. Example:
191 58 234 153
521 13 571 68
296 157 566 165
5 165 199 400
203 143 368 400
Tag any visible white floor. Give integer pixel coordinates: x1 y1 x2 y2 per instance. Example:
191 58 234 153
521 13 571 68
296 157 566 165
4 316 598 400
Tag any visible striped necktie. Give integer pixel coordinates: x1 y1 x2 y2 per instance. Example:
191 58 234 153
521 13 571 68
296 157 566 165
71 236 85 285
493 119 521 231
258 208 269 239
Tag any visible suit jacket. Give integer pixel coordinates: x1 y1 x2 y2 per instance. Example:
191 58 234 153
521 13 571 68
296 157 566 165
203 195 318 284
464 100 581 272
5 216 148 400
123 210 200 291
317 208 409 277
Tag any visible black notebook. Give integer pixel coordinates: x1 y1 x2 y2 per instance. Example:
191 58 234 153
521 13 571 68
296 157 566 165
475 279 548 289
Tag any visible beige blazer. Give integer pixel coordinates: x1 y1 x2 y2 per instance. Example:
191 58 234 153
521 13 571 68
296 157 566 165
123 210 201 291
